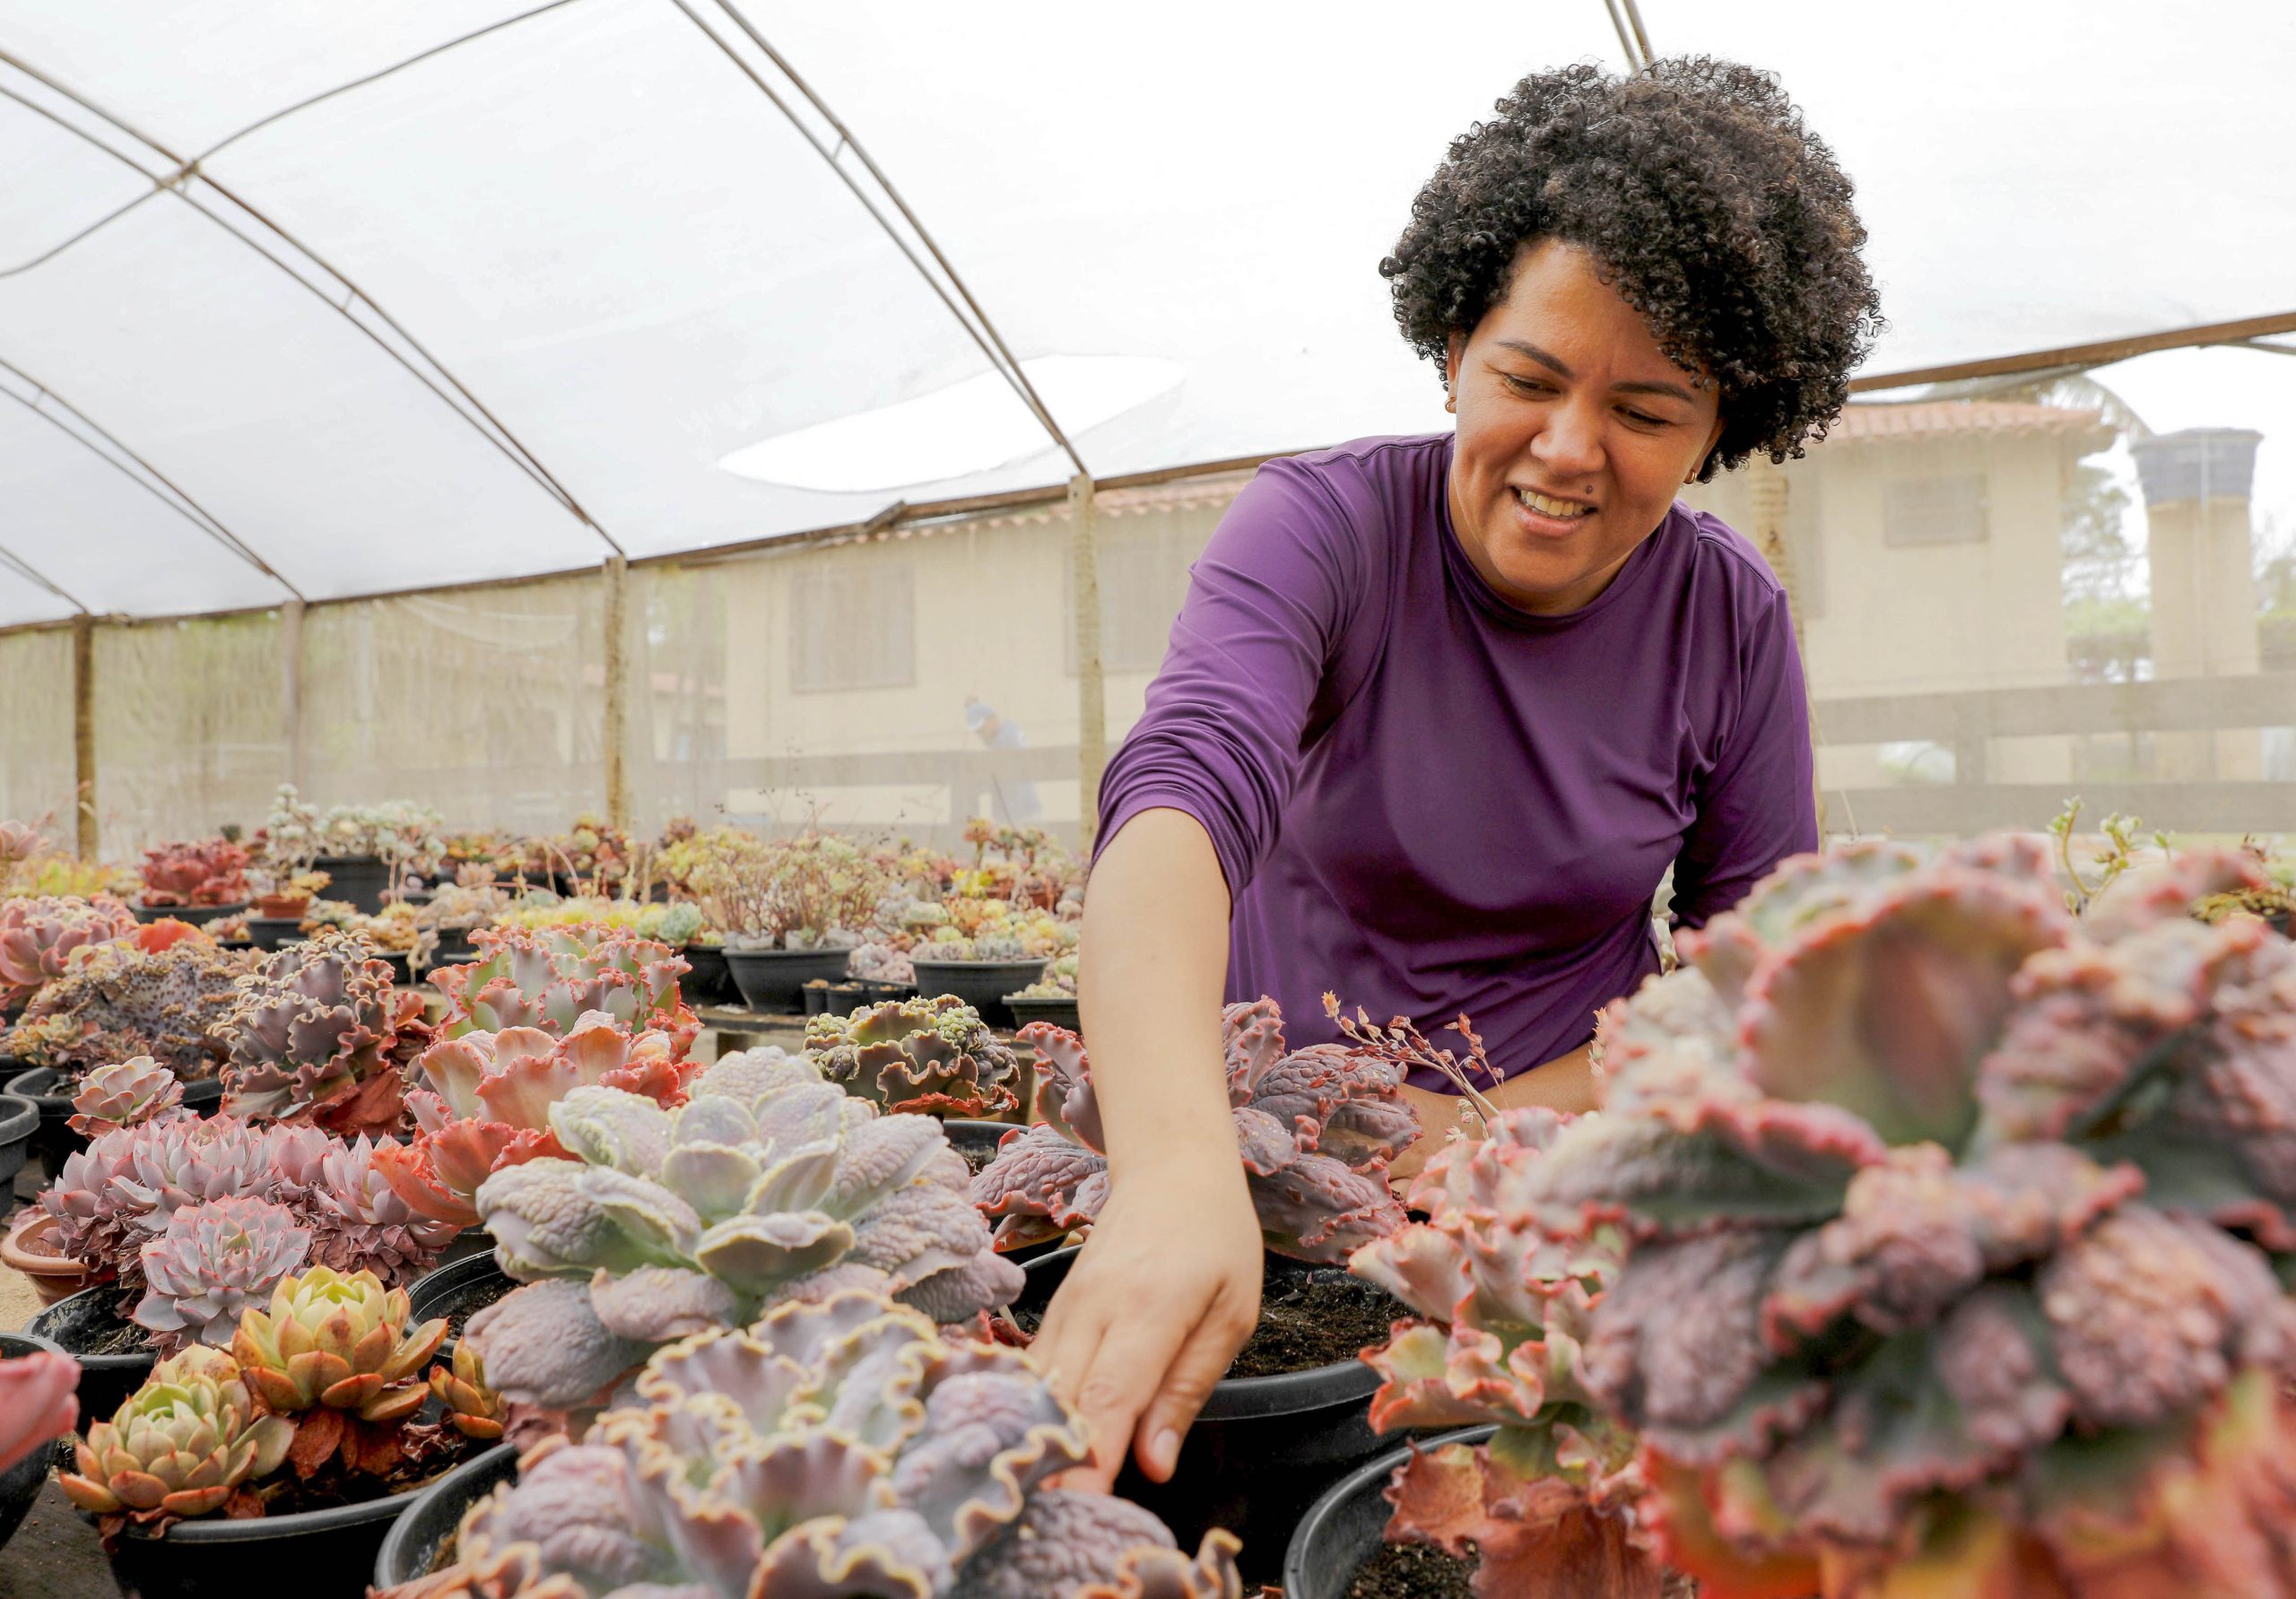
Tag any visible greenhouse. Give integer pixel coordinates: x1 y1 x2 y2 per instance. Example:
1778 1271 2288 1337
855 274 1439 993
0 1 2292 1595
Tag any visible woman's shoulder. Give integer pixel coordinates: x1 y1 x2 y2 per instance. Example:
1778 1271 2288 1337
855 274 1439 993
1260 431 1452 511
1664 502 1792 616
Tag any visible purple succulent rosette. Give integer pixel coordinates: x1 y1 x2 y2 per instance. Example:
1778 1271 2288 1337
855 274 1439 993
385 1290 1240 1599
464 1047 1022 1412
970 998 1417 1263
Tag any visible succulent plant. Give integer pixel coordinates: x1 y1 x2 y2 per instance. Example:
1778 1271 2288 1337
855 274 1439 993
462 1047 1022 1410
231 1265 444 1429
8 938 248 1079
292 1131 461 1282
376 1012 700 1229
65 1054 188 1134
0 1347 80 1474
431 925 697 1056
137 838 250 908
971 1000 1418 1263
804 994 1027 1117
848 940 918 985
1420 837 2296 1598
213 928 427 1135
430 1343 507 1440
132 1195 314 1354
59 1344 292 1525
387 1289 1241 1599
0 892 137 1009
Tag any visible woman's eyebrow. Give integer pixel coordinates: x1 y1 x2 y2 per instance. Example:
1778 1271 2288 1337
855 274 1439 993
1492 337 1695 404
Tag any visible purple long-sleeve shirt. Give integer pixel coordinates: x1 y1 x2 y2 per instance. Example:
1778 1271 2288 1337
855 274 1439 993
1096 432 1817 1091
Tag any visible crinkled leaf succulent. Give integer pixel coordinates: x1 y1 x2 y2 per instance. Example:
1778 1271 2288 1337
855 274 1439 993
213 928 427 1136
804 994 1026 1117
137 838 250 908
970 1000 1416 1263
431 925 698 1056
8 939 247 1079
376 1012 700 1229
65 1054 187 1134
1494 836 2296 1598
0 1348 80 1474
0 892 136 1009
59 1344 292 1525
386 1289 1240 1599
133 1195 313 1354
462 1047 1023 1411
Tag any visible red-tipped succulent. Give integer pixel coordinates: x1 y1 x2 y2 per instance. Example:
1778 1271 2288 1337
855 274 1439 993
0 893 137 1009
136 838 250 908
971 998 1417 1263
213 929 427 1136
430 925 697 1056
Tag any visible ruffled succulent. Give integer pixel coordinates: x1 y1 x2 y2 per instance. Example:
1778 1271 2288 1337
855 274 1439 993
213 928 426 1136
971 1001 1416 1262
430 925 697 1056
387 1290 1241 1599
1476 836 2296 1598
133 1195 314 1354
137 838 250 908
0 1348 80 1474
376 1012 700 1228
0 892 137 1009
804 994 1026 1117
65 1054 187 1134
59 1345 291 1525
8 939 247 1078
462 1048 1022 1410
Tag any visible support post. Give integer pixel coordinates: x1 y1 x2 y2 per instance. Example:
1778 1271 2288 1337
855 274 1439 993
1070 474 1108 847
73 613 96 860
1746 459 1828 833
281 598 306 790
603 554 631 830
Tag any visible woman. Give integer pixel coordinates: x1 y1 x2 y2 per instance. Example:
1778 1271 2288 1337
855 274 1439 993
1036 58 1882 1490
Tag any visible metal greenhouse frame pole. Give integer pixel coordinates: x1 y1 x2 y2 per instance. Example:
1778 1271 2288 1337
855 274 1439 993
74 614 96 860
1069 475 1107 847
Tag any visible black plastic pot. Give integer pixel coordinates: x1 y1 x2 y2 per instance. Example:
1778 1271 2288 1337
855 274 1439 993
130 899 247 927
407 1253 515 1351
245 915 307 952
940 1117 1016 1169
0 1091 34 1198
426 929 478 975
679 942 738 1007
1004 994 1081 1032
722 947 851 1012
5 1065 226 1173
1015 1247 1390 1585
910 959 1047 1029
1282 1426 1494 1599
0 1331 69 1552
371 1439 519 1587
376 950 415 986
29 1283 156 1422
314 854 390 914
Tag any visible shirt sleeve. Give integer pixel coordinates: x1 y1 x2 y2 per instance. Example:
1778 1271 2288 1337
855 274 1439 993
1669 586 1821 928
1093 458 1368 899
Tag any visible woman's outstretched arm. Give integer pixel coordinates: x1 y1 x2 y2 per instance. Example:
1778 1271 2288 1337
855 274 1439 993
1030 806 1263 1488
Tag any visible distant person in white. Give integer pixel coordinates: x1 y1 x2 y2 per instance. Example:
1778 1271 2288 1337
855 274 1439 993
964 695 1043 824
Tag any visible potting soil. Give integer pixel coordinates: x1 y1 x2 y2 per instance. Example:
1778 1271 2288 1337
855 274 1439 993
441 1273 515 1340
1007 1273 1408 1379
1345 1539 1476 1598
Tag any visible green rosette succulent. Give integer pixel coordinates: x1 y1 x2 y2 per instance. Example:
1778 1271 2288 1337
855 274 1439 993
230 1264 446 1423
803 993 1025 1117
59 1345 292 1522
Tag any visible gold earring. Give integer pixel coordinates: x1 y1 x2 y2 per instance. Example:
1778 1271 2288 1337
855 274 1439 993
1444 393 1457 414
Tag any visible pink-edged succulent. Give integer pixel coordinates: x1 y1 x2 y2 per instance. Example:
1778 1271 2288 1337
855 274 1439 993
373 1012 700 1229
136 838 249 908
0 893 136 1009
381 1289 1240 1599
0 1347 79 1474
132 1195 313 1355
970 999 1417 1262
460 1047 1022 1412
213 928 427 1136
1398 836 2296 1599
65 1055 188 1134
8 939 247 1080
430 925 698 1056
803 992 1027 1117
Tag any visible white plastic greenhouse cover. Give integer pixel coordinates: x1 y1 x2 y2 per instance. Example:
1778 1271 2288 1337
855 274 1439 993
1 0 2291 627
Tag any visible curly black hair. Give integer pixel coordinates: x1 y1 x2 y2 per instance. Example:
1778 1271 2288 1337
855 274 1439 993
1381 57 1883 481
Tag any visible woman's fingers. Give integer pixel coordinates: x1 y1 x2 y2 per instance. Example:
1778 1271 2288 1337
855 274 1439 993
1132 1272 1257 1482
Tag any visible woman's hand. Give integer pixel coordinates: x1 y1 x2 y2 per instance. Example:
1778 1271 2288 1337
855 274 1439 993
1032 1149 1263 1487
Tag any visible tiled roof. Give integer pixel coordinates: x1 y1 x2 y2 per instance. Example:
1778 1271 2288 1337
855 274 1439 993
1825 400 2111 444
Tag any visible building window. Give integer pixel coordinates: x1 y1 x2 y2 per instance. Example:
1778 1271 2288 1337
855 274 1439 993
788 562 915 691
1067 526 1201 673
1883 474 1988 547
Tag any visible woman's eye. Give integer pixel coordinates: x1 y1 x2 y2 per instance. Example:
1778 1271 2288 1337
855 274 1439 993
1622 409 1667 427
1500 373 1550 395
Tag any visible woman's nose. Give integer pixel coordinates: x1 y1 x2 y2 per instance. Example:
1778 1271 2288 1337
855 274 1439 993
1530 398 1605 480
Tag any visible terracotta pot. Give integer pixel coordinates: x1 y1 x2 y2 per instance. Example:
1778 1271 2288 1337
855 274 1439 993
1 1206 92 1305
254 893 311 918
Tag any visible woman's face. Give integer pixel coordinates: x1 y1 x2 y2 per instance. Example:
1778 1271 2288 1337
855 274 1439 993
1445 239 1726 615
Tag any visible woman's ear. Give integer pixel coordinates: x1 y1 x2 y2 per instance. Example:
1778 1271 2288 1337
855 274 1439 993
1687 414 1726 482
1444 333 1465 409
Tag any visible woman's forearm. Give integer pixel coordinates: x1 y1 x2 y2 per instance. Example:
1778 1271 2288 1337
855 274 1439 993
1078 808 1242 1188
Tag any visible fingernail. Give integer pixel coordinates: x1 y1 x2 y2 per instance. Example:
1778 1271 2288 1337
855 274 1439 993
1150 1428 1178 1475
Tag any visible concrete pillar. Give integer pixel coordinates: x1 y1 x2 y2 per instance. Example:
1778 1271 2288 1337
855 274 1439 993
73 613 96 860
1070 474 1107 847
603 554 631 830
2131 428 2264 780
